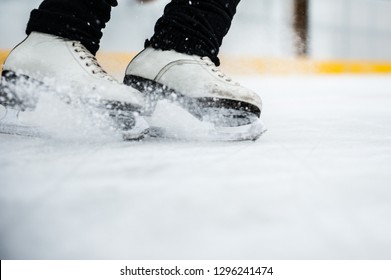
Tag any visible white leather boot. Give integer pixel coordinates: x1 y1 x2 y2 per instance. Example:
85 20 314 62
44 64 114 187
0 32 148 140
124 47 264 141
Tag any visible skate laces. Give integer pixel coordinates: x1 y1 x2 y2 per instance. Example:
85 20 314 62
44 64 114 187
71 41 116 82
201 57 238 85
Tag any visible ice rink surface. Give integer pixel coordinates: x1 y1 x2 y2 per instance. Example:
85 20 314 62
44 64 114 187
1 75 391 259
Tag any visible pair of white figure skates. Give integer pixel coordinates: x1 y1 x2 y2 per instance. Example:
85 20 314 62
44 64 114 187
0 32 264 141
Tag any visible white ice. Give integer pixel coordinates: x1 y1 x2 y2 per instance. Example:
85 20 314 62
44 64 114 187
1 75 391 259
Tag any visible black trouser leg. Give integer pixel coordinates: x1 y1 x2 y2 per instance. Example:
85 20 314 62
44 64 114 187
25 0 117 55
25 0 240 64
146 0 241 65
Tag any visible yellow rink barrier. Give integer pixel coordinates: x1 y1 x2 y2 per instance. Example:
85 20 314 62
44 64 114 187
1 48 391 75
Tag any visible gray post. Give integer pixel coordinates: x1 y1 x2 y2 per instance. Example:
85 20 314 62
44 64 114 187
293 0 309 56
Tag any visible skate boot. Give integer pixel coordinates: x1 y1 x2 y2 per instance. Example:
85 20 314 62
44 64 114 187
124 47 264 141
0 32 149 140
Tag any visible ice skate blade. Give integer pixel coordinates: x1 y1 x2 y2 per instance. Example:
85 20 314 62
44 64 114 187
142 99 265 141
1 71 148 141
211 120 267 141
0 105 149 141
148 119 266 142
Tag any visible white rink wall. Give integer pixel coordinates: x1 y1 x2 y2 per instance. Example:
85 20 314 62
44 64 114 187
1 0 391 60
310 0 391 60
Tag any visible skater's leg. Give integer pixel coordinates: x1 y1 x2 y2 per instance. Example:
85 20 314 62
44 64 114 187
1 0 149 140
125 0 264 140
26 0 118 54
147 0 240 65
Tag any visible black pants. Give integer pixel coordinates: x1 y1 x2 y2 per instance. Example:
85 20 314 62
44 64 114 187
26 0 240 65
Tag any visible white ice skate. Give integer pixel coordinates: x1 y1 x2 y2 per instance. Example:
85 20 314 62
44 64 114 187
0 32 149 140
124 47 265 141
